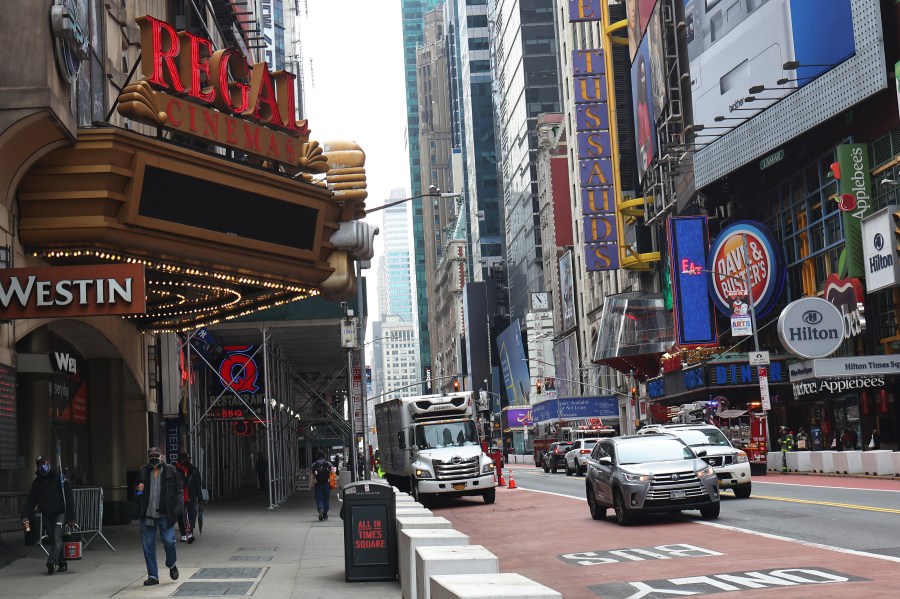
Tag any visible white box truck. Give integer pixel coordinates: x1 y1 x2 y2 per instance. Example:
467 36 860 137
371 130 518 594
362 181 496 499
374 392 497 504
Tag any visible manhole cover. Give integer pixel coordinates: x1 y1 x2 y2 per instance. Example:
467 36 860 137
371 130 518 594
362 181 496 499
172 581 253 596
191 567 262 579
229 555 272 562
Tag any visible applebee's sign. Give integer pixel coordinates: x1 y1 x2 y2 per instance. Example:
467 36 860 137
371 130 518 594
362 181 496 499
707 221 785 318
824 274 865 339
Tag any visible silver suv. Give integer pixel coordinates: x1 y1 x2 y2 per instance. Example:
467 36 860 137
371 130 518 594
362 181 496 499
638 424 752 498
585 435 720 525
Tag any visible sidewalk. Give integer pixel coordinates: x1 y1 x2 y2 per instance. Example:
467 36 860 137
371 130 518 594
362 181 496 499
0 487 400 599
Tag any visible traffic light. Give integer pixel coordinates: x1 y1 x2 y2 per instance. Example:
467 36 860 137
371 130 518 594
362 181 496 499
535 379 543 394
452 379 460 392
893 209 900 252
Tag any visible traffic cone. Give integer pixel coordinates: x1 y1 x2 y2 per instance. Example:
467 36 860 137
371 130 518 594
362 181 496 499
497 469 506 486
507 469 517 489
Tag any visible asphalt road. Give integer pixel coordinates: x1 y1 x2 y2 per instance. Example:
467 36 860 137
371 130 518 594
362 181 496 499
508 466 900 557
433 466 900 598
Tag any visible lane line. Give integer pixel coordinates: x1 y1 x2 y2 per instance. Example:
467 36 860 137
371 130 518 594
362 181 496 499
697 520 900 563
513 487 900 563
751 494 900 514
756 480 900 493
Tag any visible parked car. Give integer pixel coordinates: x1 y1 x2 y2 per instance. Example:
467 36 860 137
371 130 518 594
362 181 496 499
565 438 600 476
584 434 721 525
542 441 573 473
637 424 752 498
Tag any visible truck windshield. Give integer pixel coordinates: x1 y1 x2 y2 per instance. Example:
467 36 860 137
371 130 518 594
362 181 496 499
414 421 479 449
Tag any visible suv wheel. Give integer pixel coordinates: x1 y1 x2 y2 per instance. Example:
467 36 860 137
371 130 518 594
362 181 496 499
733 482 751 498
543 465 550 473
565 462 573 476
550 463 557 473
700 503 720 519
613 489 632 526
587 487 606 520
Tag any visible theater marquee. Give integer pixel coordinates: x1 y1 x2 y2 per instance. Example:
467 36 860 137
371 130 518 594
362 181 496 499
0 264 146 319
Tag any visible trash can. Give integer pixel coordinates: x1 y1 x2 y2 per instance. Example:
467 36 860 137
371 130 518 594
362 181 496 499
341 479 398 582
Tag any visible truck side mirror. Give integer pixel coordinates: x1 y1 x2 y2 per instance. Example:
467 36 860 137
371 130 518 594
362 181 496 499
398 431 406 449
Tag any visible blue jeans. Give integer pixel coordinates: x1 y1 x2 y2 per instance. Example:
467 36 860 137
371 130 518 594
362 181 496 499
139 517 177 579
314 483 330 516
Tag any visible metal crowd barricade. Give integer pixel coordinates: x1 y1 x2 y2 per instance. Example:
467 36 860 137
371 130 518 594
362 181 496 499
73 487 114 550
40 486 115 553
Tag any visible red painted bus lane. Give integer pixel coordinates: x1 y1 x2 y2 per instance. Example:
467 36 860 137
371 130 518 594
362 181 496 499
434 486 900 598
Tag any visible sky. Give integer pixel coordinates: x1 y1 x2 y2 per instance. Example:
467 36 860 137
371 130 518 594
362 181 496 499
301 0 410 329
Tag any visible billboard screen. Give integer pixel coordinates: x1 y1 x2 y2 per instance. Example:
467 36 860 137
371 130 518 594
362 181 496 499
686 0 854 129
496 320 530 406
632 35 657 183
559 251 577 330
668 216 717 346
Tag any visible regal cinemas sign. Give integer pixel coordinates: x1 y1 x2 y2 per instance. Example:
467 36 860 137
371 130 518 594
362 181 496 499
0 264 146 319
117 16 319 170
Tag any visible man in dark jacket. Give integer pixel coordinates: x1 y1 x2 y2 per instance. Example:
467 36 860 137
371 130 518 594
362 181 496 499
174 453 203 543
312 451 333 520
21 456 75 575
134 447 183 586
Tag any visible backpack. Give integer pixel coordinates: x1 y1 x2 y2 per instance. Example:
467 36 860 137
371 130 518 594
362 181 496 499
313 460 330 484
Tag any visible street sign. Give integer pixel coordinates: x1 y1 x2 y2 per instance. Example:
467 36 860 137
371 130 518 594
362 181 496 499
749 351 770 366
757 365 771 410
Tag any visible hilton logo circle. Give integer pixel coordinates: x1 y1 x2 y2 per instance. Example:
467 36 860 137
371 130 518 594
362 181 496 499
706 221 785 317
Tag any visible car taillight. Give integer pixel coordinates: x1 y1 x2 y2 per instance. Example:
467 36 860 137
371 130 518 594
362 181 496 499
580 449 590 454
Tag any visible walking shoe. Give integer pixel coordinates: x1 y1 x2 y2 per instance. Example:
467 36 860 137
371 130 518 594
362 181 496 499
46 562 55 575
181 535 187 542
57 564 67 573
323 513 328 520
143 577 159 586
170 566 179 580
187 533 195 544
317 510 323 521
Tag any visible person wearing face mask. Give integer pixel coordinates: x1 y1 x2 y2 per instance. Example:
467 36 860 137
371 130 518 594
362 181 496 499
20 456 75 575
174 453 203 543
133 447 183 586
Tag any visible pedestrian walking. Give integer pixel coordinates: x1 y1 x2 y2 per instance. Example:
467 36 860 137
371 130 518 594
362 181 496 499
796 428 809 451
20 456 75 575
174 453 203 543
312 451 333 521
133 447 183 586
255 451 268 492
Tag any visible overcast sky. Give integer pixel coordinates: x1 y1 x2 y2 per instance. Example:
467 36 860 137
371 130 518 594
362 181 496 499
302 0 409 330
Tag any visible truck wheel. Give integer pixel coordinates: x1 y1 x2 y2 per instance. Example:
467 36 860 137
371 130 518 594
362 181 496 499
482 488 496 504
410 478 420 503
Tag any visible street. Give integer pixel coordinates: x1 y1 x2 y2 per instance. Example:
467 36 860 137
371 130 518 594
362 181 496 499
431 465 900 598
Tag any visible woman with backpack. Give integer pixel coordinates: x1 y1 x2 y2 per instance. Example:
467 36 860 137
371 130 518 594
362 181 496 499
311 451 333 521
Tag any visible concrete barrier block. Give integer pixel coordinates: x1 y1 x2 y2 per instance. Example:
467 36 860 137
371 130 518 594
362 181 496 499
767 452 783 472
784 452 799 472
396 508 433 519
809 451 837 473
861 450 894 475
397 516 453 532
396 495 418 502
893 452 900 476
832 450 864 474
416 545 499 599
397 500 425 508
400 529 469 599
794 451 812 472
430 573 562 599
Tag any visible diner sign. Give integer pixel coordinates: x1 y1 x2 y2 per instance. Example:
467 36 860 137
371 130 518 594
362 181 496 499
118 16 322 172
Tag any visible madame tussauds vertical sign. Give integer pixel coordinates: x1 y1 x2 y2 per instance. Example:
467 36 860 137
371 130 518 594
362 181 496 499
0 264 146 319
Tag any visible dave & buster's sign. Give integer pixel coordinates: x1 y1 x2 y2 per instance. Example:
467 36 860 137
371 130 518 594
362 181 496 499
706 221 785 318
0 264 146 319
118 16 318 171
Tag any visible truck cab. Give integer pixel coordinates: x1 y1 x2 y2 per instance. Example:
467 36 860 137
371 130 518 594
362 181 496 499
375 393 497 504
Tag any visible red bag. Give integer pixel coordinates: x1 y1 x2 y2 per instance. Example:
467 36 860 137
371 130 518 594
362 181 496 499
63 524 82 560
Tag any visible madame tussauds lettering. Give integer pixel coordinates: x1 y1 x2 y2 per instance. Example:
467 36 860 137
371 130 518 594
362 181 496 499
137 15 305 134
0 276 133 307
